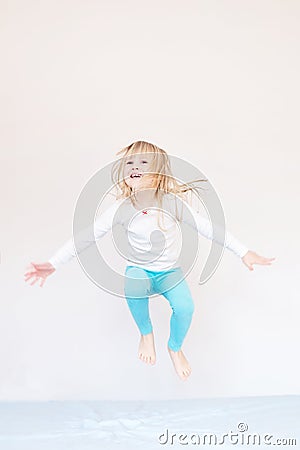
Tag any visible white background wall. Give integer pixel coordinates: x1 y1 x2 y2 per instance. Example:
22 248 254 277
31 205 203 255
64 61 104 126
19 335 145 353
1 0 299 401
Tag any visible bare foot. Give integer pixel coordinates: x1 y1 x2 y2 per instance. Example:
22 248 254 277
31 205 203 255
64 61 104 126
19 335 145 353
138 332 156 365
168 347 192 380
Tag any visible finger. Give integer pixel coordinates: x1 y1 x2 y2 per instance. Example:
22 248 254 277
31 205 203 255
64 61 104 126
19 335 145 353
24 275 35 282
24 266 37 273
24 271 36 277
262 257 276 263
30 277 39 286
254 257 270 265
25 263 37 271
24 273 37 281
40 278 46 288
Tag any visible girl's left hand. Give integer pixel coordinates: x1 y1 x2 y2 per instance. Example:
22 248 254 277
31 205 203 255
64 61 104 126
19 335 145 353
242 250 276 271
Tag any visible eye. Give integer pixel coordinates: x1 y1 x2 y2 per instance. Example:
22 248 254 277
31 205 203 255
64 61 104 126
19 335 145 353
126 161 133 165
141 160 148 164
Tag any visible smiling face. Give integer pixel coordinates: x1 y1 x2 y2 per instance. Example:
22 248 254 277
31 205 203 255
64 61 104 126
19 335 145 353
123 152 156 191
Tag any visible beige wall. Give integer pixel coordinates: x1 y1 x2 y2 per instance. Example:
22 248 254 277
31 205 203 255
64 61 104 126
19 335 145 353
1 0 299 400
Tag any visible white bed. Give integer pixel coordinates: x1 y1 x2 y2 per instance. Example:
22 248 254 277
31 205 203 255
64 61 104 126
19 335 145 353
0 396 299 450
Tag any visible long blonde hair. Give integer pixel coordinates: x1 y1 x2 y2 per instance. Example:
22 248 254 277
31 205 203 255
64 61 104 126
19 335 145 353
111 141 207 231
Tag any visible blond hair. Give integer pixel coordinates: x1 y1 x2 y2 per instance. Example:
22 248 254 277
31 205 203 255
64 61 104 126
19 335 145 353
111 141 207 231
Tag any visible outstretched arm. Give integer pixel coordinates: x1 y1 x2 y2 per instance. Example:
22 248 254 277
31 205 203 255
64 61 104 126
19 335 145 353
48 199 123 270
179 198 275 270
24 199 123 288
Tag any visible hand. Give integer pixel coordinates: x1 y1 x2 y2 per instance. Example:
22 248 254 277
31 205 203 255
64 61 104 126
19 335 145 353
242 250 276 271
24 262 56 287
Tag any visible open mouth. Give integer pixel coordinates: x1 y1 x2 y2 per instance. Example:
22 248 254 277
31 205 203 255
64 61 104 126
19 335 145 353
130 173 143 179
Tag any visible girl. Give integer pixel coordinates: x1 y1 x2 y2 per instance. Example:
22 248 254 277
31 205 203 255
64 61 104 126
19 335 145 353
24 141 275 381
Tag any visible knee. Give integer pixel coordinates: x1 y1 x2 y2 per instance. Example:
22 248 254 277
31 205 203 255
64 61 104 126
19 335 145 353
172 300 195 317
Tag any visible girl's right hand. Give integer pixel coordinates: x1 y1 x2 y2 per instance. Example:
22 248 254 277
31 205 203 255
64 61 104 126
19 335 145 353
24 262 56 287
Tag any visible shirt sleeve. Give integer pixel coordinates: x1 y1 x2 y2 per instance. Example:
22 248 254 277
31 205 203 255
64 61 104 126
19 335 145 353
48 199 122 270
179 197 249 258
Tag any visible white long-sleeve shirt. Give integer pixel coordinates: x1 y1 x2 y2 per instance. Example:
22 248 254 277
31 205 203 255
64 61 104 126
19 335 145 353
48 193 248 271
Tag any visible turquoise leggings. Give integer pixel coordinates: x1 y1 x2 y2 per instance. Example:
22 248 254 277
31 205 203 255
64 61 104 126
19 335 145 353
124 265 195 351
